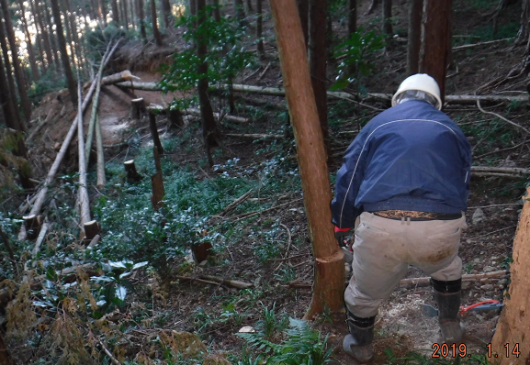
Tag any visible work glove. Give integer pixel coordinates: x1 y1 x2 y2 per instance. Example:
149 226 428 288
334 226 353 248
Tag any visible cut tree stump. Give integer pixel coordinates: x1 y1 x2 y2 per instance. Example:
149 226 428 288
23 214 42 240
83 220 101 241
169 108 184 128
124 160 143 182
149 111 164 155
131 98 146 120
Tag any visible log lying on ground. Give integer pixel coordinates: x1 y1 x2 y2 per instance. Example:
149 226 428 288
115 81 530 105
100 69 138 86
174 275 253 289
21 70 134 241
470 166 530 175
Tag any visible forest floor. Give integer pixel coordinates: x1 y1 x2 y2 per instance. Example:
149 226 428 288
13 0 530 363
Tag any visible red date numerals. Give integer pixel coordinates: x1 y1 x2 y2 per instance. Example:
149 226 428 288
432 344 467 358
487 343 521 358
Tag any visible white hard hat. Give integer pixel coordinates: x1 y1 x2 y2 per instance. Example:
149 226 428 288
392 73 442 110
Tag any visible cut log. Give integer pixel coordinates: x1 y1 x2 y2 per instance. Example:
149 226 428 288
100 69 138 86
192 241 212 262
149 112 164 155
471 166 530 175
199 275 254 289
83 220 101 240
124 160 143 182
131 98 146 120
150 171 165 211
95 114 106 188
23 214 42 240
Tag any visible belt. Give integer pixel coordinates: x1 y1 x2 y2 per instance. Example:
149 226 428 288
370 210 462 221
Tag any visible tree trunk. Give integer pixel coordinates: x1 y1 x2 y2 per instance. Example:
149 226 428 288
490 187 530 362
420 0 452 106
0 0 32 125
61 0 77 71
270 0 345 319
44 0 63 72
95 114 106 188
32 2 47 74
100 0 107 25
406 0 422 75
112 0 120 24
234 0 246 23
32 0 54 72
0 18 22 129
257 0 264 56
161 0 171 28
17 0 40 81
137 0 147 43
0 51 19 131
149 112 165 155
122 0 130 30
151 0 163 45
382 0 393 48
65 0 83 73
365 0 380 15
297 0 308 46
246 0 253 12
309 0 330 162
76 83 91 238
348 0 357 34
197 0 221 166
50 0 78 105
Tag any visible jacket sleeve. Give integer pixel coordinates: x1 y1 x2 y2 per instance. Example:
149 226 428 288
331 130 370 228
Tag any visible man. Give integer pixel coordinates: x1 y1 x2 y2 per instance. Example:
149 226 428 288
331 74 471 363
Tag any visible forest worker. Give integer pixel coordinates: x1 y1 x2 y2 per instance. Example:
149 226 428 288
331 73 472 363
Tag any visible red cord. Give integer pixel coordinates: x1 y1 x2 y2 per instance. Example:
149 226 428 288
459 300 500 315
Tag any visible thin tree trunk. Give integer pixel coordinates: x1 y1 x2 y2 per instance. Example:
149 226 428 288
76 82 91 236
0 50 19 131
122 0 129 30
151 0 163 45
309 0 330 162
61 0 77 71
65 0 83 73
100 0 107 25
197 0 221 166
137 0 147 43
17 0 40 81
406 0 422 75
0 18 22 128
257 0 264 56
420 0 452 105
0 0 32 125
44 0 62 72
32 0 54 72
234 0 246 23
31 2 47 75
112 0 120 24
348 0 357 34
297 0 308 46
212 0 221 22
270 0 344 319
382 0 393 48
95 114 106 188
130 0 136 30
246 0 253 12
51 0 78 105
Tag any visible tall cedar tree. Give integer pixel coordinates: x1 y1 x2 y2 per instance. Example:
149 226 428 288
234 0 245 23
270 0 344 319
309 0 330 161
44 0 62 71
137 0 147 43
246 0 252 11
348 0 357 34
32 0 54 71
112 0 120 25
0 18 22 127
196 0 221 166
257 0 264 56
61 0 77 70
16 0 40 81
406 0 422 75
50 0 78 105
161 0 171 28
0 48 19 130
382 0 393 48
420 0 452 103
151 0 163 45
0 0 31 125
100 0 107 25
122 0 129 30
212 0 221 22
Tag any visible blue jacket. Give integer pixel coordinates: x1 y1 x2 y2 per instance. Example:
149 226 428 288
331 100 472 228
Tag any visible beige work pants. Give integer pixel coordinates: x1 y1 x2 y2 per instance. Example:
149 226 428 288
344 212 467 318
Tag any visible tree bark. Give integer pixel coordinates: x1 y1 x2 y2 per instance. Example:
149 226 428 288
95 114 106 188
150 0 163 45
270 0 345 319
100 0 107 25
112 0 120 24
309 0 330 162
17 0 40 81
420 0 452 106
32 0 54 72
348 0 357 34
61 0 77 71
137 0 147 43
0 54 18 131
382 0 393 48
0 0 32 125
406 0 422 75
50 0 78 105
197 0 221 166
257 0 264 56
0 18 22 129
297 0 308 46
76 82 91 238
122 0 129 30
149 112 165 155
44 0 62 72
490 188 530 362
65 0 83 73
161 0 171 28
246 0 253 12
212 0 221 22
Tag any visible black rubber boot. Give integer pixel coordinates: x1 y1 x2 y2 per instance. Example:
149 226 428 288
431 278 463 343
343 311 375 363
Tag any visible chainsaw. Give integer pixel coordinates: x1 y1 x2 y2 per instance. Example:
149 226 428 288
420 300 503 318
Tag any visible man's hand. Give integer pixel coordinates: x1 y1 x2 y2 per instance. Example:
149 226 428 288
334 226 353 247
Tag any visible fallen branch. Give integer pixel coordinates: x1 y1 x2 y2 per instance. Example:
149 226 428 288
199 275 253 289
475 97 530 135
452 38 513 51
471 166 530 175
229 198 304 220
225 133 284 139
32 221 48 257
99 339 122 365
474 141 528 160
76 81 92 238
148 104 250 124
217 189 253 216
